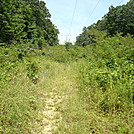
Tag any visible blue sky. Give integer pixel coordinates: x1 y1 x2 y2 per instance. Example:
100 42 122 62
44 0 129 44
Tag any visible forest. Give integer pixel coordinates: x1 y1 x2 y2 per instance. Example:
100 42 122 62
0 0 134 133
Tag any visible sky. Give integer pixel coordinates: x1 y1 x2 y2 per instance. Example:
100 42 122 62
44 0 129 44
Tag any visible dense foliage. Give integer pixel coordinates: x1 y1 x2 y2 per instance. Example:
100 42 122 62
76 0 134 46
0 0 59 48
78 34 133 113
0 0 134 133
101 0 134 36
52 35 133 134
0 35 134 133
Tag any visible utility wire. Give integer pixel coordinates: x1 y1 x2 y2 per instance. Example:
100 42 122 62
118 0 124 5
84 0 101 26
67 0 78 42
70 0 78 28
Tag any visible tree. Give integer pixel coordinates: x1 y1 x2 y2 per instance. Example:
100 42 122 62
23 0 59 46
0 0 59 47
0 0 27 44
75 0 134 47
75 26 106 46
65 42 73 50
101 0 134 36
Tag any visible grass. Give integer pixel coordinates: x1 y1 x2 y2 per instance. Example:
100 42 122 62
0 35 133 133
54 61 133 134
0 53 61 133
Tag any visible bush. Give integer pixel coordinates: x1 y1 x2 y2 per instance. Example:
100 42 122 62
78 34 134 114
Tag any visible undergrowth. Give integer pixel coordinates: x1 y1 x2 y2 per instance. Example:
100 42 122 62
76 35 134 133
0 47 59 133
0 34 134 133
53 35 134 133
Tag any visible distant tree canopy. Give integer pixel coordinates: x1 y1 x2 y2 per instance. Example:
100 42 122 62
75 0 134 46
0 0 59 48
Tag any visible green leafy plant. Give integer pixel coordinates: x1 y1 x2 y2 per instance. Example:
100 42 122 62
26 59 39 84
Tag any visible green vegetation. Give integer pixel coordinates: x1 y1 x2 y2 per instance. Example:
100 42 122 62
0 0 59 47
52 34 134 134
0 0 134 133
1 35 133 133
75 0 134 46
0 48 54 133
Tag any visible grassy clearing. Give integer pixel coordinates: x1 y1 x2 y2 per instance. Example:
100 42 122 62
54 62 133 134
0 53 61 133
46 35 133 133
1 35 133 133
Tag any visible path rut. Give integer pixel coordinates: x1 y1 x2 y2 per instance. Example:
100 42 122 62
39 64 76 134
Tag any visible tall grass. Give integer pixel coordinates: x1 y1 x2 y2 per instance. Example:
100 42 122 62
0 46 60 133
77 35 134 133
0 34 133 133
53 35 134 133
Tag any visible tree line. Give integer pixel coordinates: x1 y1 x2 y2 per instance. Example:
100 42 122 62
75 0 134 46
0 0 59 48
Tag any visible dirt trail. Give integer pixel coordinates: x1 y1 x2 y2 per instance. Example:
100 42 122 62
41 91 63 133
40 64 77 134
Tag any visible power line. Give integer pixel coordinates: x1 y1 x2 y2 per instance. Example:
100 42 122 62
68 0 78 42
118 0 125 5
84 0 101 26
70 0 78 28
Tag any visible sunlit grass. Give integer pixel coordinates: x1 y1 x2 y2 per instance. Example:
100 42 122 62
1 36 133 133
